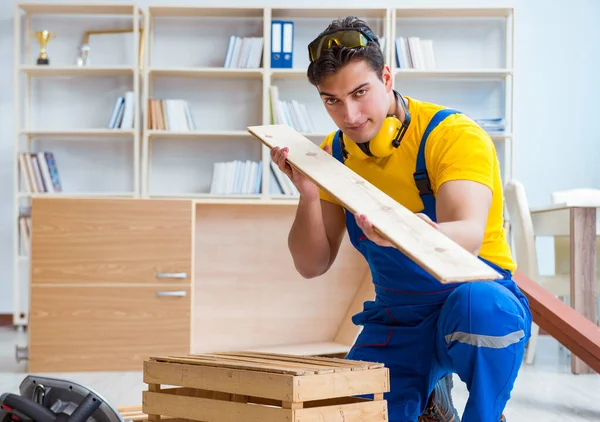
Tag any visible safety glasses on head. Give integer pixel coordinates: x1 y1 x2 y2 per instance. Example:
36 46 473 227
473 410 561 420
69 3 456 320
308 28 377 62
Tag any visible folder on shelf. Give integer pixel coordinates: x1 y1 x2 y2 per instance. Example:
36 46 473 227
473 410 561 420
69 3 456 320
271 20 293 68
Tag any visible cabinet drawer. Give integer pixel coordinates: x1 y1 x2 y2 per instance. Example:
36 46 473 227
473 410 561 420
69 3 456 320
31 198 192 284
28 284 191 372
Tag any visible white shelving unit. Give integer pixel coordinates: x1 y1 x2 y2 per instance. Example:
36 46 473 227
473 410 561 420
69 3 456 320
390 6 514 182
141 6 391 201
12 2 515 326
13 2 144 326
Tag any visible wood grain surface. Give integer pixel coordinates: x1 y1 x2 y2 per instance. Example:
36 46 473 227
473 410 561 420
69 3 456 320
248 124 501 283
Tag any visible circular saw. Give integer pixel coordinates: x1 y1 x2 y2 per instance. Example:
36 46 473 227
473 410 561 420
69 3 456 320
0 375 125 422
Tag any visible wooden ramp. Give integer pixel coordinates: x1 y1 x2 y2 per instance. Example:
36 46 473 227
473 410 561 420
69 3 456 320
514 270 600 374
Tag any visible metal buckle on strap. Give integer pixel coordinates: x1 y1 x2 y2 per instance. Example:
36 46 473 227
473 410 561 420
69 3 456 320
413 170 432 195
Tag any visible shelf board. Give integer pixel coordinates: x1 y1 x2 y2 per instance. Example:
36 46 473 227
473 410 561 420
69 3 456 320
19 3 138 15
149 67 263 79
21 129 135 138
272 7 388 19
270 68 308 79
20 65 135 77
489 132 512 140
149 6 264 18
18 192 137 198
194 197 299 206
142 194 299 206
147 130 252 139
395 7 513 18
394 68 513 78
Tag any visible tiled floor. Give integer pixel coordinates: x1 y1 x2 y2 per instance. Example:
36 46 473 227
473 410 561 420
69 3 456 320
1 326 599 421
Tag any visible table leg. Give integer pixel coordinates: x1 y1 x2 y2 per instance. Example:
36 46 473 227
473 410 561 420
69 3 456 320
570 207 598 374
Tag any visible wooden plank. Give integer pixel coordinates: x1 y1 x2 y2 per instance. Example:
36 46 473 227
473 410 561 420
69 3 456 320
570 207 598 374
149 355 313 375
143 360 295 402
189 353 338 374
513 270 600 374
211 351 365 371
294 400 388 421
247 124 501 284
292 367 390 402
142 391 291 422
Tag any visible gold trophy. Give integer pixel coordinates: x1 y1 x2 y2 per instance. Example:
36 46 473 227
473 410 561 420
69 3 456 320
34 30 56 65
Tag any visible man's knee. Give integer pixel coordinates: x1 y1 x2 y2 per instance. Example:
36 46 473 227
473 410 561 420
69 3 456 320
439 281 531 347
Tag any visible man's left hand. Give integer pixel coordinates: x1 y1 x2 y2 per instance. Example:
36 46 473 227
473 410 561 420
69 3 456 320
354 212 439 248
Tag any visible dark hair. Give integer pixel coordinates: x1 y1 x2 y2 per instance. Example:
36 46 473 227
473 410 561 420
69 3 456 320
306 16 384 86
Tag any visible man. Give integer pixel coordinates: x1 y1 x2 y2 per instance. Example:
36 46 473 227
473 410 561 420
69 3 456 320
270 16 532 422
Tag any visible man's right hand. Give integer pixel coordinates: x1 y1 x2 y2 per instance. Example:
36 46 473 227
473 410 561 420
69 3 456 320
270 144 331 202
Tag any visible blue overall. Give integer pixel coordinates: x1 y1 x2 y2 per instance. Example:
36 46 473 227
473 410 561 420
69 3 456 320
331 109 532 422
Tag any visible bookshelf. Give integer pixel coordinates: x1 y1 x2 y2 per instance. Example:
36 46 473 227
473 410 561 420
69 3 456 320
390 7 514 182
13 2 144 326
12 3 515 333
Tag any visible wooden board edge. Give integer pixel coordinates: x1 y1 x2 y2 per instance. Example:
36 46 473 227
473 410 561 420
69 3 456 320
513 269 600 373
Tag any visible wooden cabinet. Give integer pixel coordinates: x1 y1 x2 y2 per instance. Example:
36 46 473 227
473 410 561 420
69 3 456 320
28 285 190 372
28 197 193 372
30 198 193 284
27 198 370 373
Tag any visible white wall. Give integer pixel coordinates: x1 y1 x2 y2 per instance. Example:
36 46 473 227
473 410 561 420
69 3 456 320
0 0 599 314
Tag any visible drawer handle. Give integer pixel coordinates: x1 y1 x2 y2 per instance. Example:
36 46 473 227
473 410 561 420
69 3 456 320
156 290 187 297
156 272 187 279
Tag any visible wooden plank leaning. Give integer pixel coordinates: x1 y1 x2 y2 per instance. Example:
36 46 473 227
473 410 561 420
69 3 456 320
513 269 600 374
247 124 502 284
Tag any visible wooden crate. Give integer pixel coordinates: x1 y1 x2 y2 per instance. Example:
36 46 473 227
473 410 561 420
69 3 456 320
142 351 390 421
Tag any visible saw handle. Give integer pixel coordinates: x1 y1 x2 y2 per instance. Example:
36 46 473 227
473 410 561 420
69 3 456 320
66 393 102 422
1 393 56 422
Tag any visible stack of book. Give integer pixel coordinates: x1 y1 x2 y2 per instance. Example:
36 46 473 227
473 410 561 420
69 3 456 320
148 98 196 131
209 160 263 195
18 151 62 193
269 86 315 133
224 35 264 68
395 36 436 69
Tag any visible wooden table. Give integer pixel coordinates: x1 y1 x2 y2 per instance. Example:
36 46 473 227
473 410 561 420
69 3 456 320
530 200 599 374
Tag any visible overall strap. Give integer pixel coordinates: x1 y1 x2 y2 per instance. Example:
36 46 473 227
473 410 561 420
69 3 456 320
414 109 461 221
331 130 344 164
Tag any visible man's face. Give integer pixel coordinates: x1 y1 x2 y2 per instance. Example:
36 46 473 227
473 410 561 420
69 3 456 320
317 59 392 143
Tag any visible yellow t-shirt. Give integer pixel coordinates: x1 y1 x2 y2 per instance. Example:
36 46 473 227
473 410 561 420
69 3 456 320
319 96 515 273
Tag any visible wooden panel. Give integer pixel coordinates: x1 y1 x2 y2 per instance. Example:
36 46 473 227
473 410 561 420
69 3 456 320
513 270 600 374
570 207 598 374
31 198 193 284
192 204 369 353
248 124 501 283
28 285 191 372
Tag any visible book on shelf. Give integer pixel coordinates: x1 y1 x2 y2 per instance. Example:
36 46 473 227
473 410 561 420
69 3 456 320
18 152 62 193
224 35 264 68
269 160 299 197
148 98 196 132
474 118 505 132
108 91 135 129
209 159 263 195
269 86 315 133
395 37 436 69
18 205 31 256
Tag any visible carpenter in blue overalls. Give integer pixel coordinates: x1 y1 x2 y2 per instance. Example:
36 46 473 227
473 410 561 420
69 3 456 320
328 107 532 422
